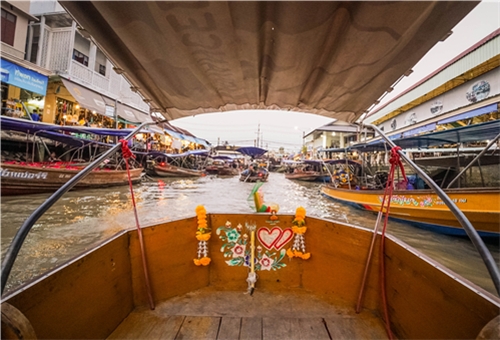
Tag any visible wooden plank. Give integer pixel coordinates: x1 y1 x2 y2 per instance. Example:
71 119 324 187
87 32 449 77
217 317 241 340
294 318 330 340
148 315 185 339
263 318 296 340
240 317 262 340
354 314 389 339
324 316 358 340
108 312 159 339
175 316 220 340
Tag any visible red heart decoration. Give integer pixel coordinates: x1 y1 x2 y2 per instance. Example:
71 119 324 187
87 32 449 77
257 227 294 250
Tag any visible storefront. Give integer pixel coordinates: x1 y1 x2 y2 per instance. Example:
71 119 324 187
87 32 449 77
49 77 152 128
1 58 48 121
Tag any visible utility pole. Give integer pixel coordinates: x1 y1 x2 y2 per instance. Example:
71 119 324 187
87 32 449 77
256 123 260 148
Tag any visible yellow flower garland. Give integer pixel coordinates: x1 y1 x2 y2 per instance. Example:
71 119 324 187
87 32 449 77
194 205 211 266
287 206 311 260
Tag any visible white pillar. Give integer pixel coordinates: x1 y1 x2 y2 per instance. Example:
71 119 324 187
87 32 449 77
89 42 97 73
67 21 76 75
26 24 34 62
44 28 53 69
35 16 45 66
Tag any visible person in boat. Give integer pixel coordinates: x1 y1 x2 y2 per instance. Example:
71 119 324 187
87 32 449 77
48 152 61 162
249 163 258 175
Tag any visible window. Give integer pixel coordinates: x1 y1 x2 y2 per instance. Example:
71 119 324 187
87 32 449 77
98 64 106 76
1 9 16 46
72 49 89 66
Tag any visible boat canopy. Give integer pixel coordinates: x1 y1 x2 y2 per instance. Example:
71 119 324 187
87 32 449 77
210 155 237 161
1 116 132 137
1 116 209 146
59 1 478 122
236 147 268 158
36 131 114 148
146 150 209 159
304 159 362 166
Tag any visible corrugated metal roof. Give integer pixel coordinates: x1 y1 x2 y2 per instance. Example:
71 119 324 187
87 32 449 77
365 29 500 124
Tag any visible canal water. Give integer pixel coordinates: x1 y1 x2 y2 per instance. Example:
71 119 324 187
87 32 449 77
1 172 498 295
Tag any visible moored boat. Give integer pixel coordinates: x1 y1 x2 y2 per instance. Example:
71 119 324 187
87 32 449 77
145 150 207 177
321 120 500 238
0 161 143 196
284 160 332 182
205 157 240 177
321 185 500 238
148 162 204 177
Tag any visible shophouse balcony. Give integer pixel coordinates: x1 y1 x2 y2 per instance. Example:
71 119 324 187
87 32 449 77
30 15 150 114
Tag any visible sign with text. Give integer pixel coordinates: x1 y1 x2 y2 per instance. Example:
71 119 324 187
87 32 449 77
1 59 48 95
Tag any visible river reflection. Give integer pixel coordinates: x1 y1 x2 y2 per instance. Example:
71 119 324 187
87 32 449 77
1 172 498 295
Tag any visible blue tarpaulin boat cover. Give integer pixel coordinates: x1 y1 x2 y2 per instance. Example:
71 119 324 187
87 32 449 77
1 116 133 136
236 147 268 158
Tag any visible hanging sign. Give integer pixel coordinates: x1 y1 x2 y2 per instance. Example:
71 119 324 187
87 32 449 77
1 59 48 95
105 105 115 117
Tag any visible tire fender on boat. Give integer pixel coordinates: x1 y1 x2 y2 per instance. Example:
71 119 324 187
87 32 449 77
476 315 500 340
1 303 37 339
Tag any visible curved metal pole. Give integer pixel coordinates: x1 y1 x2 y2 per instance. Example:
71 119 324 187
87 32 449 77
1 121 162 295
446 132 500 189
364 123 500 295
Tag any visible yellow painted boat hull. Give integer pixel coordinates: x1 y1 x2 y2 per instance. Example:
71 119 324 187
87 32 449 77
321 185 500 237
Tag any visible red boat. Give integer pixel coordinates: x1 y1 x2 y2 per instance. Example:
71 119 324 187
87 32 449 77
0 161 143 196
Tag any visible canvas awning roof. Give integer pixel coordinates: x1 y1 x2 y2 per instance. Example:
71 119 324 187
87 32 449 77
59 1 478 123
61 78 107 115
116 102 152 124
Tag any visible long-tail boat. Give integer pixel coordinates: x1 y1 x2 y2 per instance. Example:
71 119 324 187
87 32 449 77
145 150 208 177
321 121 500 238
204 156 240 177
0 117 143 195
3 2 499 339
0 161 143 196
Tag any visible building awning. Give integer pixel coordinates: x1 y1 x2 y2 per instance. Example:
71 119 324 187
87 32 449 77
438 103 498 125
116 102 152 124
402 123 437 138
61 78 107 115
164 129 184 140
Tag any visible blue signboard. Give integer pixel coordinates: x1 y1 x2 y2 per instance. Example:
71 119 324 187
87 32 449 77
1 59 48 95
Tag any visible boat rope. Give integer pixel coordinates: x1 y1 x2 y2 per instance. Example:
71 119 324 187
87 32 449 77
379 146 406 340
356 146 405 340
120 140 155 310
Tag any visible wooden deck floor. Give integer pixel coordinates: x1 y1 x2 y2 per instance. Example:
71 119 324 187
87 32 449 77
108 287 388 339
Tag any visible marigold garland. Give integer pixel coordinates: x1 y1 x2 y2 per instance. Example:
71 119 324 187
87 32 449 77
287 206 311 260
194 205 211 266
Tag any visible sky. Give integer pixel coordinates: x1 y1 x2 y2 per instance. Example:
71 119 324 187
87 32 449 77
171 1 500 152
